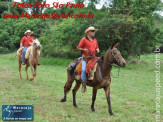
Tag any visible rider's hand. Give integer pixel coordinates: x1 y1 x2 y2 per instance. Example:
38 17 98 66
84 49 89 53
96 48 100 53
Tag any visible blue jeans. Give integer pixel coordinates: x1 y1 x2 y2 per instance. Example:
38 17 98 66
81 58 86 83
22 47 28 63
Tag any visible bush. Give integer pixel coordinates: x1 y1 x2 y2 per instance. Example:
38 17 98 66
0 47 9 54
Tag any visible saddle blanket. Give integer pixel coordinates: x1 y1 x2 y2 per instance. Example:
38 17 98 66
75 56 100 80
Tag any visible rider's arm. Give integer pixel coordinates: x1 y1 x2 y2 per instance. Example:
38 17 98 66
20 43 23 48
77 37 89 52
96 39 100 53
77 48 88 52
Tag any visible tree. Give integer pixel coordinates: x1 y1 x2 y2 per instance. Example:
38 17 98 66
21 0 46 14
0 1 25 17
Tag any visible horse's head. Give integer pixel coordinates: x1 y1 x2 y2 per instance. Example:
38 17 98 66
108 43 126 67
32 39 42 50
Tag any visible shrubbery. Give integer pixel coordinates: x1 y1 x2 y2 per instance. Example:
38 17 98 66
0 0 162 58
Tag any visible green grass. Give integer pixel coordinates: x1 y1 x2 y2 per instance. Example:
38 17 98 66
0 53 162 122
41 57 72 67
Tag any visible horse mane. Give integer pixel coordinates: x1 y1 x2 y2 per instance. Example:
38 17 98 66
30 44 34 57
30 38 40 57
97 47 112 66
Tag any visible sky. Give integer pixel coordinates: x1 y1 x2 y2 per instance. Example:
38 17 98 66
13 0 163 16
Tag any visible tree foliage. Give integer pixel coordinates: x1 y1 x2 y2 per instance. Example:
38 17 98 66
0 0 162 58
0 1 25 17
21 0 46 14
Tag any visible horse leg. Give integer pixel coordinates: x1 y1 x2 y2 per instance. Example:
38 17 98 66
32 65 37 82
91 87 98 112
72 80 81 107
30 64 34 81
104 85 113 116
60 71 74 102
25 64 29 80
19 62 22 80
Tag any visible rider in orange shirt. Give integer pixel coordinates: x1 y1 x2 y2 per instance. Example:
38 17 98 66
77 27 100 93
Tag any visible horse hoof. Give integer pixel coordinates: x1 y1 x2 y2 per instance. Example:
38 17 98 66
30 78 33 81
110 113 114 116
60 98 66 102
73 104 78 107
91 108 95 112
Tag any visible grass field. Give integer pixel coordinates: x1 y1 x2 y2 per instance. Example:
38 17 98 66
0 53 162 122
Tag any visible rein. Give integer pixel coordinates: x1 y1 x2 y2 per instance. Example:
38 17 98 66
77 48 121 78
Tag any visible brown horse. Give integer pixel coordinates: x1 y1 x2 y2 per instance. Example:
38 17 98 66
17 39 42 82
61 42 126 115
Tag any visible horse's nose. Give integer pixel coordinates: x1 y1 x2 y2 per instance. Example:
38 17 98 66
123 62 126 67
120 60 126 67
122 60 126 67
37 45 41 49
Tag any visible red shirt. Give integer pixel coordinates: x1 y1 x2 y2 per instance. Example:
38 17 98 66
77 36 99 56
20 36 35 47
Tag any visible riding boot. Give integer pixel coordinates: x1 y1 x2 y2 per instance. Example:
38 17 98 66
22 60 26 65
81 80 87 93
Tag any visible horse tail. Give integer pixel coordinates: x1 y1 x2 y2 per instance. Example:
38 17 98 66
16 47 24 62
17 47 24 56
63 59 81 94
61 58 82 102
16 49 20 57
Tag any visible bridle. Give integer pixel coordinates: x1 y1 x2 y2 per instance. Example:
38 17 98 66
111 49 122 65
98 48 121 78
99 49 121 67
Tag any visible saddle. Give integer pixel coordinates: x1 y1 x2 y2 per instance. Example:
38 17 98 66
75 56 100 80
17 47 31 59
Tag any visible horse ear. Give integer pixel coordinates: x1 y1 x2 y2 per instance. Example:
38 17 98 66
114 42 120 48
110 42 120 49
111 42 116 49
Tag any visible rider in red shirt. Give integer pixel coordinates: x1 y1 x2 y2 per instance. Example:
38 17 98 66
21 36 34 47
77 26 100 93
78 36 99 56
20 30 35 65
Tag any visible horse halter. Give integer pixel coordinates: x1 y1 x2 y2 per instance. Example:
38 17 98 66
98 49 121 78
100 49 121 67
111 48 122 65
